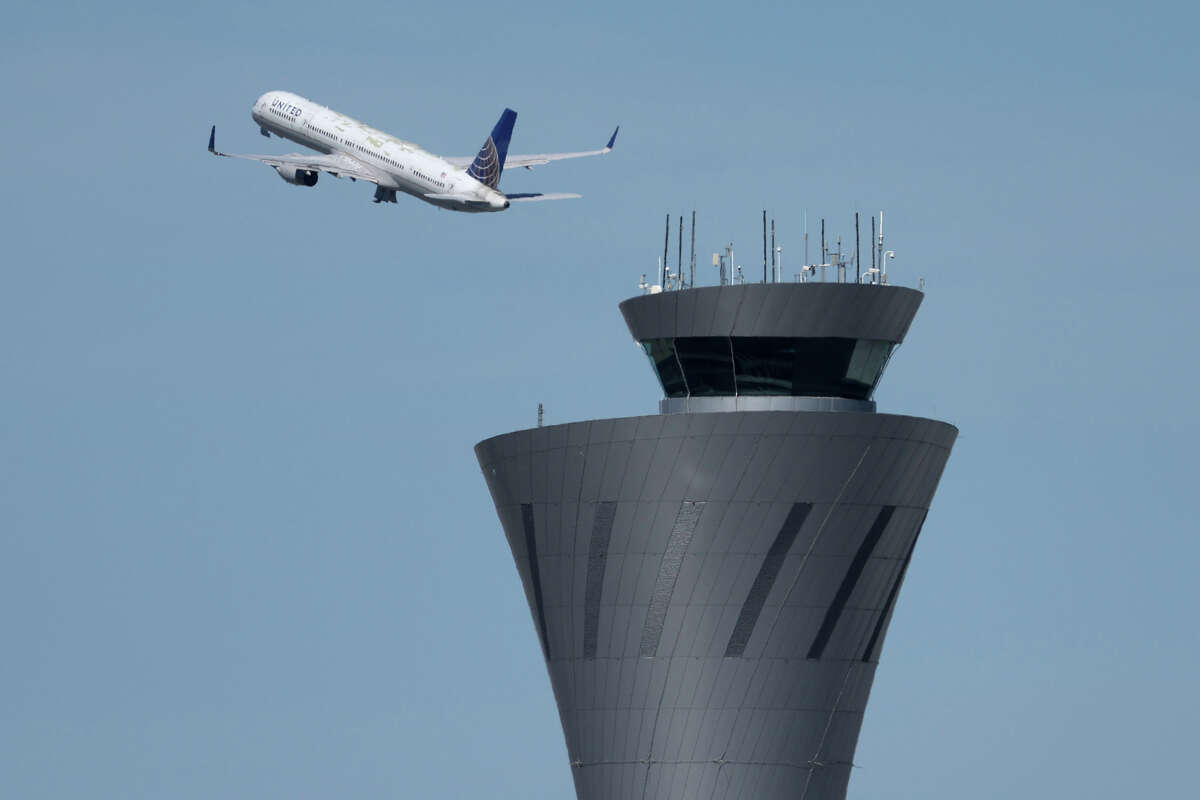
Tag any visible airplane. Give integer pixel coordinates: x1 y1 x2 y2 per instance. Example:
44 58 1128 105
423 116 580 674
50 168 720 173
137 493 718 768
208 91 618 213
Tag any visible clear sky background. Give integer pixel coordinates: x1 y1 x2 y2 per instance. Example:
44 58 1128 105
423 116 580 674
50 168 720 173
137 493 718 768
2 1 1197 797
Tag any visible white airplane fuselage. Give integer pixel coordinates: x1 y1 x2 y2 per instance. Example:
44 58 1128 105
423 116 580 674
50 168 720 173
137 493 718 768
252 91 509 212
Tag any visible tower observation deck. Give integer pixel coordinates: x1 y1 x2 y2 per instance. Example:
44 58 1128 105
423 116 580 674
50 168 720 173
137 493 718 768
476 281 956 800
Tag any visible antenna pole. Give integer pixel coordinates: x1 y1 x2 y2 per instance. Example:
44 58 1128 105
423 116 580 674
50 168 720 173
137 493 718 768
877 211 884 284
771 218 776 282
804 211 809 266
820 218 826 281
855 212 860 284
678 214 684 288
873 214 883 283
689 210 696 288
762 210 768 283
663 213 670 288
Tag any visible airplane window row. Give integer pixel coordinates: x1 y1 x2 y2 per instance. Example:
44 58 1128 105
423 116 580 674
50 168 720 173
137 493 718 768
306 122 337 141
302 121 404 172
412 170 446 189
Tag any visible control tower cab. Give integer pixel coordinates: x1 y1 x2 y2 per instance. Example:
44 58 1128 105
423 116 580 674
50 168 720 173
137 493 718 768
623 282 921 413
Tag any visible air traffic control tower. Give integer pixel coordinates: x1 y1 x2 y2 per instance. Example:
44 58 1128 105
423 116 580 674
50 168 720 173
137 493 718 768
476 281 956 800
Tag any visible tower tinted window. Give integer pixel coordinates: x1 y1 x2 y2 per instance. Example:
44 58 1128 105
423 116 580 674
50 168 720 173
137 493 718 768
641 339 687 396
674 337 737 396
640 336 894 400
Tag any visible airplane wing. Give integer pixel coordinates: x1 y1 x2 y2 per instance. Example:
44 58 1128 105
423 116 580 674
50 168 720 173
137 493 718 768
445 126 619 170
505 192 582 202
207 126 391 185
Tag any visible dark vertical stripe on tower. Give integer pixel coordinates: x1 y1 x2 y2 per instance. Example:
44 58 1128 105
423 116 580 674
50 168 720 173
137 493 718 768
724 502 813 657
861 511 928 663
640 501 705 656
521 503 551 659
583 501 617 659
807 505 896 660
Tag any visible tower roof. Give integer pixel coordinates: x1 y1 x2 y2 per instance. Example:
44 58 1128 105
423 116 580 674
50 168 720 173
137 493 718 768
619 283 923 343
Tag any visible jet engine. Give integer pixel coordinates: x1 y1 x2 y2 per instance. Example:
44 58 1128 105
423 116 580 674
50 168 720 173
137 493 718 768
275 166 318 187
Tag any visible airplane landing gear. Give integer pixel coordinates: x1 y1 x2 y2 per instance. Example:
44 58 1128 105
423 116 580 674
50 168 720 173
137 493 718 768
373 186 397 204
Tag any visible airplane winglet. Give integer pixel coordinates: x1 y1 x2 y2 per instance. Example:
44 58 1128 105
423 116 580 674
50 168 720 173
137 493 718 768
605 126 619 151
208 125 216 154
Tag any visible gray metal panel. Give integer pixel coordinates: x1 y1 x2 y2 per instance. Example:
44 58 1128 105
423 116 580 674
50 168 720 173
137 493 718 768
476 409 955 800
726 502 813 656
619 283 924 343
742 283 793 337
672 287 698 340
616 438 655 501
583 501 617 659
686 286 721 338
637 436 684 503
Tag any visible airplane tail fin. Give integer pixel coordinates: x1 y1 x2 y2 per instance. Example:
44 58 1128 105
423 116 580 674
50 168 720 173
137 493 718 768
466 108 516 189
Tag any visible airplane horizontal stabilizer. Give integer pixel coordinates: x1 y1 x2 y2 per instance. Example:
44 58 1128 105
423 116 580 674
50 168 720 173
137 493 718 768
424 193 491 206
505 192 582 202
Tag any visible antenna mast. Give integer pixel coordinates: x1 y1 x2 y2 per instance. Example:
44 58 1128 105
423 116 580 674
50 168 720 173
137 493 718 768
873 214 883 283
662 213 670 288
762 209 768 283
689 210 696 288
877 210 884 280
678 215 684 289
771 218 776 282
820 219 826 282
855 212 860 284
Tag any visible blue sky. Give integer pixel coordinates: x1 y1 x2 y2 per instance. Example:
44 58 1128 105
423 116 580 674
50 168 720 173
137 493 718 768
2 1 1197 797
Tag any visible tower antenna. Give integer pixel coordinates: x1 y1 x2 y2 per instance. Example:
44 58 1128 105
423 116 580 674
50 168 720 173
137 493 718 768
804 211 809 266
871 213 876 282
771 218 776 283
821 218 826 281
678 214 684 289
762 210 768 283
878 210 884 277
662 213 670 288
689 210 696 289
855 212 861 284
